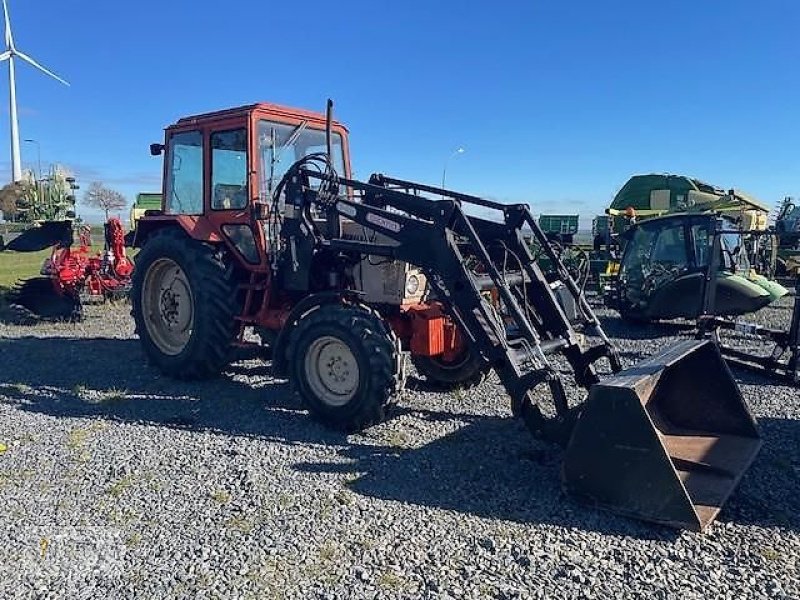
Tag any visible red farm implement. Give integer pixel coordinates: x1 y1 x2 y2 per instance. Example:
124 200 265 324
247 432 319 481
5 217 133 320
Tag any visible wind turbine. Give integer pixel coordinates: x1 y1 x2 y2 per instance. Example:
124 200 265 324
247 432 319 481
0 0 69 182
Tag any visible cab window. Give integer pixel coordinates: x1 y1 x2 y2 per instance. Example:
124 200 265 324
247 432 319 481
211 128 248 210
651 224 687 265
257 120 345 201
166 131 203 215
691 224 710 266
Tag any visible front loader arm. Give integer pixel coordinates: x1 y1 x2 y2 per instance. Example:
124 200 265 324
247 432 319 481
279 168 619 442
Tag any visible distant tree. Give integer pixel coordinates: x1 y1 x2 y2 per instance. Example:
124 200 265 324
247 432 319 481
0 181 35 222
83 181 126 220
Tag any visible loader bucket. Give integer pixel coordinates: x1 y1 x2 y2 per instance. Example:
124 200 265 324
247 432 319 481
563 339 760 531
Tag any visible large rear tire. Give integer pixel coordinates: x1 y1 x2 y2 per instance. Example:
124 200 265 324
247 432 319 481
131 228 239 379
287 303 402 431
411 347 488 390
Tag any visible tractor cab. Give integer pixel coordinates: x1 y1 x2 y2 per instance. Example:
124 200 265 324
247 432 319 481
137 103 352 269
616 212 787 321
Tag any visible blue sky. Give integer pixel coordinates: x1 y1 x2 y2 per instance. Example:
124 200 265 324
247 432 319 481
3 0 799 224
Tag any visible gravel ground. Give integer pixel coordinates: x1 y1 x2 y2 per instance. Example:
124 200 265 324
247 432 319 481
0 295 798 599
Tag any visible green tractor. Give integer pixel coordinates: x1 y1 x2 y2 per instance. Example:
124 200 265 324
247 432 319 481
611 212 787 322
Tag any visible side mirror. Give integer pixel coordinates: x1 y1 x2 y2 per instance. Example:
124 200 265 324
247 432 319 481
150 143 165 156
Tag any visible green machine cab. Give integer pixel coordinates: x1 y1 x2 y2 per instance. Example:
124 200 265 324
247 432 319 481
613 212 787 322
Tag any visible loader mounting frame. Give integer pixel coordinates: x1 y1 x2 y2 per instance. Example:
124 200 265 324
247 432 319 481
280 169 622 443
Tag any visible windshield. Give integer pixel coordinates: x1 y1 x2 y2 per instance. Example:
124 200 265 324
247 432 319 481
257 120 345 201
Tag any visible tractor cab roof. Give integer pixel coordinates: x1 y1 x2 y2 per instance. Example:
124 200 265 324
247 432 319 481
170 103 349 132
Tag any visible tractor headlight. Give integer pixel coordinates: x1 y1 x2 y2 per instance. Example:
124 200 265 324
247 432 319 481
405 274 420 296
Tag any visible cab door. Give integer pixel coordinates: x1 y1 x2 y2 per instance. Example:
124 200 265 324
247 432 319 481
207 120 265 267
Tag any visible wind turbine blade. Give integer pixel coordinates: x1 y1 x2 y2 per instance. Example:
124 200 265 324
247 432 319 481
2 0 13 49
15 50 69 86
0 50 9 62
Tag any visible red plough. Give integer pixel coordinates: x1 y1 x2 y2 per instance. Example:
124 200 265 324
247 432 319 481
6 217 133 320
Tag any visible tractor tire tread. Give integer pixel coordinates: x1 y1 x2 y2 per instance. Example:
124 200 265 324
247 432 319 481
286 302 403 432
131 228 239 379
411 351 489 391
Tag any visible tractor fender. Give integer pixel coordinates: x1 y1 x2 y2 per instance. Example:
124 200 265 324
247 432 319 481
133 215 223 248
271 290 364 377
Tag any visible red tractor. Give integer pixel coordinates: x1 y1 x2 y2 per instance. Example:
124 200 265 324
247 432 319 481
7 217 133 320
132 101 761 530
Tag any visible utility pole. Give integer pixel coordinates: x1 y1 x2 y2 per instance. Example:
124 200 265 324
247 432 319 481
441 147 465 196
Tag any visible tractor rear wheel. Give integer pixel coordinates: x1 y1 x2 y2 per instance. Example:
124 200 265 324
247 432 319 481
131 228 238 379
412 347 488 390
287 303 402 431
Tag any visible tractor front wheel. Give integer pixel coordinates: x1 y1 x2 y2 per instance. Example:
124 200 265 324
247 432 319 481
131 228 238 379
287 303 402 431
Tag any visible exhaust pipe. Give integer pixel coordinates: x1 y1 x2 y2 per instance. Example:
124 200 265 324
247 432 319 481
563 339 761 530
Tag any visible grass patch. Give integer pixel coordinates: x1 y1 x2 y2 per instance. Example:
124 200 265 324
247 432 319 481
73 386 128 404
211 489 231 504
0 249 50 290
98 388 128 403
761 546 779 560
65 423 105 462
318 541 338 562
384 430 409 448
356 537 375 551
0 468 34 487
342 473 360 487
107 475 135 498
67 428 91 452
11 383 33 394
225 514 255 533
333 489 353 506
377 571 403 589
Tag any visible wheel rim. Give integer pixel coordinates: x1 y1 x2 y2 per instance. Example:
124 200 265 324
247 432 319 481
142 258 194 356
303 335 360 407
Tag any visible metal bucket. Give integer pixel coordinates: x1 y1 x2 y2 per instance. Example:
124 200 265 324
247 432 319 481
563 339 761 530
